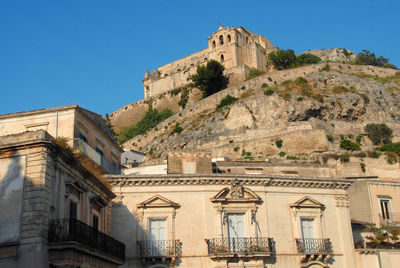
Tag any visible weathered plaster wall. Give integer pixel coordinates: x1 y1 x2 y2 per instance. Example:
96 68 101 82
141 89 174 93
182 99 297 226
0 155 25 244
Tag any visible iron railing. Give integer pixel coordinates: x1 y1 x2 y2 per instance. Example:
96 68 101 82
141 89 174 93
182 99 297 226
296 238 332 254
48 218 125 260
379 213 400 225
137 240 182 257
206 237 271 255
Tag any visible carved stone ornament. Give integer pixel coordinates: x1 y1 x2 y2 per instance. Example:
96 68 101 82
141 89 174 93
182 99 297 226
230 181 244 199
335 196 350 208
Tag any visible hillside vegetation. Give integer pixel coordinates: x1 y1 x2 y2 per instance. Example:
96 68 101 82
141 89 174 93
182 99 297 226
110 49 400 168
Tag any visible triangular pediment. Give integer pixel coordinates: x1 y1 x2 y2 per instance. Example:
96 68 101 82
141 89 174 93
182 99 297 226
290 196 325 209
138 195 180 209
211 184 261 203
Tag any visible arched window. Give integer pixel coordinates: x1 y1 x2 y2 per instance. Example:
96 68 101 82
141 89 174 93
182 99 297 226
219 35 224 45
212 40 216 48
220 54 224 63
227 35 231 42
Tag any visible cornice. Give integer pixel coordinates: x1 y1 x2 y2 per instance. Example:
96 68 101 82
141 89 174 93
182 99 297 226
108 174 352 190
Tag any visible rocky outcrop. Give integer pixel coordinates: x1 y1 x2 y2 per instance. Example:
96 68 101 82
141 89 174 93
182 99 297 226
111 63 399 164
302 48 357 62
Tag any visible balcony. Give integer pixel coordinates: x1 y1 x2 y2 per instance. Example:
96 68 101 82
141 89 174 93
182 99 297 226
48 218 125 263
78 139 120 174
379 213 400 225
296 238 332 265
137 240 182 265
206 237 272 259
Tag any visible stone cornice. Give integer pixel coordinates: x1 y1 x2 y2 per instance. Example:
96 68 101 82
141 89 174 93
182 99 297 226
108 174 353 189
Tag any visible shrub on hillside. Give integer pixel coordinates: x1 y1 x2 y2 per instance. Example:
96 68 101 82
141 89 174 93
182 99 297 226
117 108 173 143
217 95 238 109
380 142 400 155
355 49 397 69
296 53 321 65
268 49 296 70
245 68 266 81
365 123 393 145
190 60 229 97
340 139 361 151
275 139 283 148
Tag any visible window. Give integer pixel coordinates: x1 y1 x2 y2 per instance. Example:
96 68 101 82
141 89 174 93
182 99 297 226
227 213 246 252
301 218 315 239
96 147 104 166
149 219 166 256
227 35 231 42
69 200 77 219
219 35 224 45
220 54 224 63
246 36 249 43
212 40 216 48
183 161 195 174
79 133 88 143
93 214 99 230
380 199 391 220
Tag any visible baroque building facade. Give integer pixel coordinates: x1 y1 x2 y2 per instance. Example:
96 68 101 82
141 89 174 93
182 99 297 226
142 25 277 98
110 151 357 268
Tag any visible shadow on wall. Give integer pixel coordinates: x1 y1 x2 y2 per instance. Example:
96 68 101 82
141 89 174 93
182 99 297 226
112 201 183 267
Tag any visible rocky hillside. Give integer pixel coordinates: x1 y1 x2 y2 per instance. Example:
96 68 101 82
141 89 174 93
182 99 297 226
111 55 400 171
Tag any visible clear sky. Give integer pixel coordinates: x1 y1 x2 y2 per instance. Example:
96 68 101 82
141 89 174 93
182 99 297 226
1 0 399 117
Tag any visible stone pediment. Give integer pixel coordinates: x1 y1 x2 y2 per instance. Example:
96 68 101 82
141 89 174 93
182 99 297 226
211 182 261 203
137 195 180 209
290 196 325 209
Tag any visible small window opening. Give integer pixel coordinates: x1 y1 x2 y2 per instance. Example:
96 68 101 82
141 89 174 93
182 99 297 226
69 200 77 219
246 36 249 43
228 35 231 42
212 40 216 48
220 54 224 63
219 35 224 45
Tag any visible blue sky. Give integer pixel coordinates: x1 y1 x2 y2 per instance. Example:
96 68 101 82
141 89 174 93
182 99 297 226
1 0 399 116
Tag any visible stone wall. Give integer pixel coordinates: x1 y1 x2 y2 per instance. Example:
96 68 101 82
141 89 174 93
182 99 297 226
167 150 212 174
142 26 276 98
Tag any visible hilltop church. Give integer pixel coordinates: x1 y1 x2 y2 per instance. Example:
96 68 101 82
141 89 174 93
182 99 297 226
142 25 277 98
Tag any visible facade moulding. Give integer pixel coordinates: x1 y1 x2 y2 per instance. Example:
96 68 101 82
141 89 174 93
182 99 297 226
108 175 353 189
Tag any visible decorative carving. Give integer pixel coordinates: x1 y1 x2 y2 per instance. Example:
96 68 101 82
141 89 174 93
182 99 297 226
230 181 244 199
108 176 353 190
335 196 350 207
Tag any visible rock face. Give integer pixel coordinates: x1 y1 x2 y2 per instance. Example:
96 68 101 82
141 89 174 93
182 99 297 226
113 63 400 165
302 48 357 63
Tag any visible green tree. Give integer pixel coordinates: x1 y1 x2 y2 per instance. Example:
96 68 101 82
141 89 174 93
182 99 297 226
296 53 321 65
365 123 393 145
190 60 229 97
356 50 390 67
268 49 296 70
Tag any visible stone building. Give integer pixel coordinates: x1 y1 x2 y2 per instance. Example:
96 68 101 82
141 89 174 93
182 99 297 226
0 105 125 268
110 152 358 268
142 25 277 98
0 131 125 268
0 105 123 174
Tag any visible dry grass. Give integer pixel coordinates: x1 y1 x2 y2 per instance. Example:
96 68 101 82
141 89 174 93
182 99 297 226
74 152 111 190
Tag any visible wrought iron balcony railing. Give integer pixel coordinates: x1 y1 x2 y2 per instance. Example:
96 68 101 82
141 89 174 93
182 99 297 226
48 218 125 261
206 237 271 255
296 238 332 254
379 213 400 225
137 240 182 257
